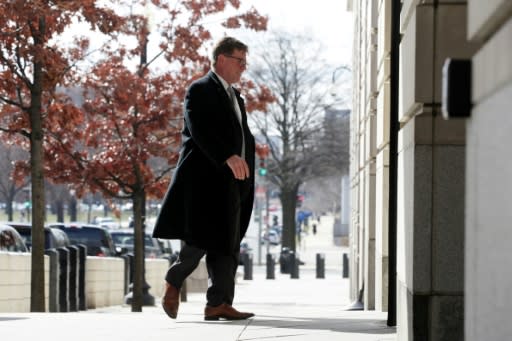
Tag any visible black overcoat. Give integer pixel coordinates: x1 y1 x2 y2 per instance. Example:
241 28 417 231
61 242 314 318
152 71 255 254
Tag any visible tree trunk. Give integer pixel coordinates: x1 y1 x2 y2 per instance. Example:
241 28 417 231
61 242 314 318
68 195 77 221
280 186 299 252
29 15 47 312
131 188 144 312
30 117 45 312
6 187 15 221
87 201 92 223
55 199 64 222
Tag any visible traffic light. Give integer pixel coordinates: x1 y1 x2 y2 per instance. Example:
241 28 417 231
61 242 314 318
258 158 267 176
296 194 305 207
256 143 269 176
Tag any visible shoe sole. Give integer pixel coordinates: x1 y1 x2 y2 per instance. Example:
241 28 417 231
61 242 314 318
204 315 254 321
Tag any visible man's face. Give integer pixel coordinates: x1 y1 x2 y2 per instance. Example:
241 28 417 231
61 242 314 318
217 49 247 84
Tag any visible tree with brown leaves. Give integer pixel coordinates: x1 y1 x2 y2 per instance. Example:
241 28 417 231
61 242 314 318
45 0 272 311
0 0 125 312
0 0 272 312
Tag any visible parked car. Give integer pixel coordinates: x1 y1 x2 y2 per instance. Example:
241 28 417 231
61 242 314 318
157 239 179 263
91 216 119 229
48 222 117 257
0 224 28 252
110 229 166 258
5 222 70 250
261 228 281 245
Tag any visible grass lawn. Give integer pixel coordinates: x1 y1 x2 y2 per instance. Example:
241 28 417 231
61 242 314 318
0 209 134 226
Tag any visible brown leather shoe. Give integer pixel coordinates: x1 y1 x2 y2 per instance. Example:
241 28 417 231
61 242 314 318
161 282 180 319
204 303 255 321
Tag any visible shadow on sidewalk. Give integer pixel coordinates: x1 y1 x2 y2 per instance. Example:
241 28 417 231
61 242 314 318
178 315 396 335
0 317 29 322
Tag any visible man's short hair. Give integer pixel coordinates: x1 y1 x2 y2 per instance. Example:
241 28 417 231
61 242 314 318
211 37 248 67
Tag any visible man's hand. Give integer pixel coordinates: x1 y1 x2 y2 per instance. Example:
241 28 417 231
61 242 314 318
226 155 250 180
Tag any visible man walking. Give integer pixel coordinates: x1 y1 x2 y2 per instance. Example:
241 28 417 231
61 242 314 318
152 36 255 321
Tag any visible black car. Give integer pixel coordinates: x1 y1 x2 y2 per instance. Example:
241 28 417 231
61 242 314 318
110 229 165 259
48 222 117 257
0 224 28 252
4 222 70 250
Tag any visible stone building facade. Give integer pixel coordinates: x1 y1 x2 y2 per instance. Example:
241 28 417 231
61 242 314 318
347 0 512 340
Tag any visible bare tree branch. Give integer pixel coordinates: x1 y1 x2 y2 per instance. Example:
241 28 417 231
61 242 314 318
247 31 350 251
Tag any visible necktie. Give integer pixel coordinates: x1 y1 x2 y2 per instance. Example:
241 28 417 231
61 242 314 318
227 86 245 160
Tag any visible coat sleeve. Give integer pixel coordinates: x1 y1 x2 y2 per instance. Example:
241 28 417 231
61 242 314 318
184 82 237 168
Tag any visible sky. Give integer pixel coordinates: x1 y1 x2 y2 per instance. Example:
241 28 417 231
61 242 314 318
224 0 354 110
235 0 354 66
57 0 354 88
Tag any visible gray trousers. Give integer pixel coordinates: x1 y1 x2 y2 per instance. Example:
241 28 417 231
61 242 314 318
165 243 240 307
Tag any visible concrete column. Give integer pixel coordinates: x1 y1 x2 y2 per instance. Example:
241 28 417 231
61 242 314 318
395 2 476 340
374 0 392 312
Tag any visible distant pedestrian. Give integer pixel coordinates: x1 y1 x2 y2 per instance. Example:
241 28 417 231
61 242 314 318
153 36 255 321
313 224 317 235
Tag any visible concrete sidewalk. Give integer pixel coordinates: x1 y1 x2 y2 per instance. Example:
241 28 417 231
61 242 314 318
0 267 395 341
0 216 396 340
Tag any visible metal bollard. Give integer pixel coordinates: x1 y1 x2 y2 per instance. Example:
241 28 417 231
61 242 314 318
56 247 70 312
266 254 275 279
121 255 131 295
243 253 253 280
290 252 299 279
279 248 291 274
343 253 349 278
77 244 87 311
316 253 325 279
45 249 59 312
68 245 79 311
127 253 135 284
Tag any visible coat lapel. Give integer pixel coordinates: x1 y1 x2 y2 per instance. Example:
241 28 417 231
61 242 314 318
232 87 248 129
208 71 234 113
208 71 245 124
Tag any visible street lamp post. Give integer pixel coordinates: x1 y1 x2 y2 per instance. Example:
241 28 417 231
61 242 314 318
255 143 270 265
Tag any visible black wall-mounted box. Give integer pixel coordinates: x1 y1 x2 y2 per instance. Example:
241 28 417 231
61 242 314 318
442 59 472 119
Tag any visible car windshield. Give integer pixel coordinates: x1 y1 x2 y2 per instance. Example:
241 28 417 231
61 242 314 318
64 227 110 248
111 233 155 248
15 228 52 249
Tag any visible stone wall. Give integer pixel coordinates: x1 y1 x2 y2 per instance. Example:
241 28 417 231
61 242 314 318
395 2 475 340
0 252 207 312
350 0 392 313
0 252 49 312
351 0 477 340
85 257 125 309
465 1 512 340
